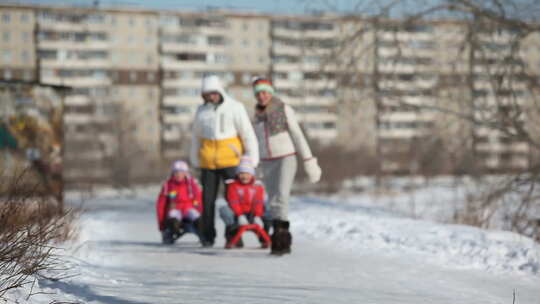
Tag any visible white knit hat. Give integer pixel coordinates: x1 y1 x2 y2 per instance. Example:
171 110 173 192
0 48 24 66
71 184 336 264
236 156 255 175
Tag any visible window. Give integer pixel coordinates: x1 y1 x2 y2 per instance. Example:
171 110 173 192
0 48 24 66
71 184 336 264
160 15 177 26
21 13 30 23
4 69 12 79
41 69 54 78
208 35 225 46
2 32 9 42
3 50 11 61
129 17 135 26
242 39 249 47
2 13 10 23
147 72 155 82
21 50 29 61
23 70 32 80
243 22 249 31
111 53 119 63
146 55 153 64
242 72 251 84
130 71 137 82
22 32 30 42
257 40 264 48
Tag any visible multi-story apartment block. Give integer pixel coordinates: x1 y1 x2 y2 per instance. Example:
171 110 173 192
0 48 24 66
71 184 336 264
0 6 36 82
269 15 340 143
107 10 160 180
225 13 271 111
35 6 161 183
1 3 537 180
158 12 234 160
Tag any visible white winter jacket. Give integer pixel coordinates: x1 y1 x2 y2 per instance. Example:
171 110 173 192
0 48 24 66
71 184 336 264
190 75 259 169
254 101 313 161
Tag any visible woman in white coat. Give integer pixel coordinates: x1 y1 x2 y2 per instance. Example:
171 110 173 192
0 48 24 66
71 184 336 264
251 77 321 255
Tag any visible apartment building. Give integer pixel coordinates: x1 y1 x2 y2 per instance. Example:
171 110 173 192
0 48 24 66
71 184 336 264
339 18 536 174
225 13 271 113
35 6 161 183
158 12 234 160
0 6 36 82
269 15 340 143
1 3 537 180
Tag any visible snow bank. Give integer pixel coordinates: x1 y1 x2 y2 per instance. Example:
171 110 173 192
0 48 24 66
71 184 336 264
291 196 540 276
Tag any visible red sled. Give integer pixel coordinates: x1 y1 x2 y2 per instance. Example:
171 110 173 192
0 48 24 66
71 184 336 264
225 224 271 249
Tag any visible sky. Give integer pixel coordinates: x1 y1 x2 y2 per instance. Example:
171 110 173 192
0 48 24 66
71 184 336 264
4 0 359 15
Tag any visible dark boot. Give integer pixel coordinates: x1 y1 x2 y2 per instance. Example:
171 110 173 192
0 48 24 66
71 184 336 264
224 226 243 249
162 228 174 245
270 220 292 255
263 218 272 235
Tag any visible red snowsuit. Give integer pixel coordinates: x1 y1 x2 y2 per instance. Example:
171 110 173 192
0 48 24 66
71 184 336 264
225 178 265 217
156 175 202 231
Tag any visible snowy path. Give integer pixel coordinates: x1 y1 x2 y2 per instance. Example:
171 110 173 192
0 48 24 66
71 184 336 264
37 192 540 304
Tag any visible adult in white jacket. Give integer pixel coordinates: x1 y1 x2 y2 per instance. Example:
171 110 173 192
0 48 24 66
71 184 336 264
251 77 321 255
190 75 259 247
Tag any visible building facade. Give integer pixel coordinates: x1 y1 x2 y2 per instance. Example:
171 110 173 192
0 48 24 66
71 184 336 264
1 3 537 182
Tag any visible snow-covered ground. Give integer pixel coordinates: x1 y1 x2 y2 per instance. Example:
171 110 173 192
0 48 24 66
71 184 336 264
5 184 540 303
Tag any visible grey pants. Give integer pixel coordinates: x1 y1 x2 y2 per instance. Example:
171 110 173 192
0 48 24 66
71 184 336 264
260 155 297 221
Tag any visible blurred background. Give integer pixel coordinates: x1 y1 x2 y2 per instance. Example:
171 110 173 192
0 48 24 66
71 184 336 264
1 0 540 238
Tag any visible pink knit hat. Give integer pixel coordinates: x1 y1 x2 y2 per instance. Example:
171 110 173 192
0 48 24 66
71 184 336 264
171 160 189 173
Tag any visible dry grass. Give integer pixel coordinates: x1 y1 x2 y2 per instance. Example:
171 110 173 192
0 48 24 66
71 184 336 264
0 171 78 302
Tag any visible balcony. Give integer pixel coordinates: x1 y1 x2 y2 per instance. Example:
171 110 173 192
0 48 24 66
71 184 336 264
162 96 200 107
163 129 183 141
161 26 227 36
476 142 529 153
271 27 303 39
41 75 112 87
161 58 227 71
273 78 301 89
271 44 302 56
41 58 110 69
378 128 425 138
161 42 225 54
163 78 201 87
64 113 94 124
38 40 109 50
273 62 301 71
163 113 192 124
305 128 337 141
39 21 110 33
65 95 92 106
298 112 337 123
379 32 434 41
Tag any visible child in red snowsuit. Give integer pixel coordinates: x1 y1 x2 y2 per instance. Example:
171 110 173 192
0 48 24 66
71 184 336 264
156 160 203 244
219 157 266 247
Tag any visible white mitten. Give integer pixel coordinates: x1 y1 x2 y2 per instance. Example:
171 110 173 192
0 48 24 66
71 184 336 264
304 157 322 183
253 216 264 228
237 215 249 226
167 209 182 220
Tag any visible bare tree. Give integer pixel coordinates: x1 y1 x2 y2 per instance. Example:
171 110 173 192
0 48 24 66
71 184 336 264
304 0 540 239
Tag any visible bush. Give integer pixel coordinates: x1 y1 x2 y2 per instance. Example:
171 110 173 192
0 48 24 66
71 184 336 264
0 170 77 302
